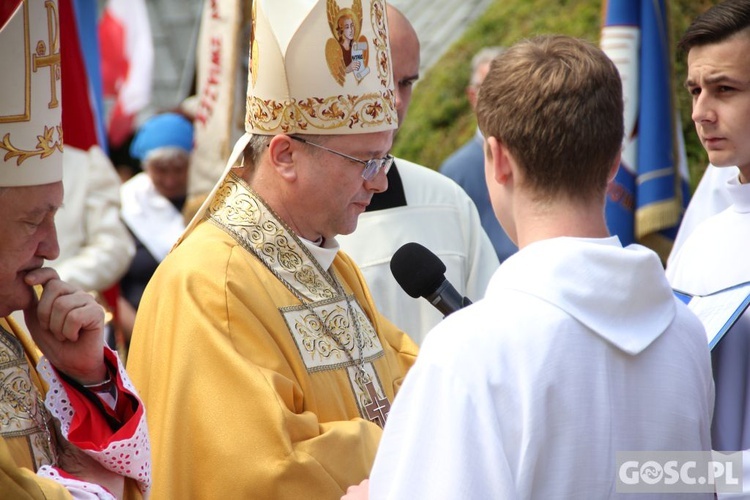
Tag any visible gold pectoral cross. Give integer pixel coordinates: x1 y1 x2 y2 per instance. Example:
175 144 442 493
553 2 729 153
362 380 390 428
32 0 61 109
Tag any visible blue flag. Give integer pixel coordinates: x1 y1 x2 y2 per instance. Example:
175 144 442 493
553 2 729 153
600 0 690 260
72 0 107 151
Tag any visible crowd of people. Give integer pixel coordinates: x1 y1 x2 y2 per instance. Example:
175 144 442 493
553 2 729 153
1 0 749 498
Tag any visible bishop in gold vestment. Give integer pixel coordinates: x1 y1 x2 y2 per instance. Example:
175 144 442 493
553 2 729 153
1 317 150 499
127 175 417 498
0 0 150 495
127 0 418 496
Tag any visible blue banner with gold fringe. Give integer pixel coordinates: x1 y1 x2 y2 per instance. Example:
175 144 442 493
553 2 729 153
600 0 690 261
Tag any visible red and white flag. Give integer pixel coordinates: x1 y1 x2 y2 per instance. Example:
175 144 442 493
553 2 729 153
98 0 154 148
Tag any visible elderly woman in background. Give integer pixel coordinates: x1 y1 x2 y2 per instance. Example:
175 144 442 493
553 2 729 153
119 112 194 341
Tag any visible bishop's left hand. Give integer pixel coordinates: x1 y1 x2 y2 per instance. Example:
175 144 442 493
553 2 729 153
23 267 108 385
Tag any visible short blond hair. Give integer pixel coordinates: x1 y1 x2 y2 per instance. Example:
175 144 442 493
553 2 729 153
476 35 623 202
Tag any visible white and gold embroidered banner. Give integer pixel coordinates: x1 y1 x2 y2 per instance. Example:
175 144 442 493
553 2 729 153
189 0 244 203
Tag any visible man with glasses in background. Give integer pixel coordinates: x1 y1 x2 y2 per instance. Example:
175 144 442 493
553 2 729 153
126 1 417 498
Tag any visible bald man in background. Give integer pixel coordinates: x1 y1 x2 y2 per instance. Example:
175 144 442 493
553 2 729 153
338 5 498 346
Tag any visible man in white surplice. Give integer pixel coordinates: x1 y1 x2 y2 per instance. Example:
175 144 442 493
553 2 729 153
666 1 750 495
344 35 714 499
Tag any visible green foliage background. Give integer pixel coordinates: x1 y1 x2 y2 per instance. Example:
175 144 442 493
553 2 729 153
394 0 715 192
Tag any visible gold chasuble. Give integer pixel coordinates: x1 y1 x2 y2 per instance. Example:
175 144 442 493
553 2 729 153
0 317 147 499
127 172 418 499
0 317 68 499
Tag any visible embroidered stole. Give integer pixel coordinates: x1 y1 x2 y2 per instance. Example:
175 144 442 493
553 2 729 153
0 319 56 470
207 172 391 426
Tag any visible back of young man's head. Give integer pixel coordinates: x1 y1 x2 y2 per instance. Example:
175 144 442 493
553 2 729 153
679 0 750 52
476 35 623 201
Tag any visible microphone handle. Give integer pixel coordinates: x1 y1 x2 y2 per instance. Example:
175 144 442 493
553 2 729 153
426 280 468 317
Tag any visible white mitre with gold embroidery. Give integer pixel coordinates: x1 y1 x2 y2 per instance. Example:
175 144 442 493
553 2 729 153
248 0 396 135
179 0 397 243
0 0 63 187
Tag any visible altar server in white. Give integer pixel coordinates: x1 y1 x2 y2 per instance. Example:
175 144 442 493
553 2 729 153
666 1 750 494
668 164 735 266
348 35 714 499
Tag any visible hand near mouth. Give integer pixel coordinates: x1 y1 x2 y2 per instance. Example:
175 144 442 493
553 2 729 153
23 267 108 386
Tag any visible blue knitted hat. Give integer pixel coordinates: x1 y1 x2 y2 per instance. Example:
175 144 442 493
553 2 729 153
130 113 194 160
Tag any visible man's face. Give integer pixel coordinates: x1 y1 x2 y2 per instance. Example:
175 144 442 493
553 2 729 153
687 32 750 182
291 131 393 239
388 17 420 124
0 182 62 317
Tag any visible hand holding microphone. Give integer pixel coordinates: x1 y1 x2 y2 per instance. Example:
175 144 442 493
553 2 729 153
390 242 473 317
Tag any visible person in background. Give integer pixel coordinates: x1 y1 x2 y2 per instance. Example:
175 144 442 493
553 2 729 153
666 1 750 494
108 133 141 183
440 47 518 263
0 1 150 496
118 112 193 340
337 5 498 345
125 0 417 497
346 34 713 499
53 146 134 293
52 0 135 297
50 146 136 355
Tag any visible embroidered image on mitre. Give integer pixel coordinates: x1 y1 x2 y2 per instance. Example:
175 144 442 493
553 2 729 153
177 0 397 245
0 0 63 187
247 0 397 136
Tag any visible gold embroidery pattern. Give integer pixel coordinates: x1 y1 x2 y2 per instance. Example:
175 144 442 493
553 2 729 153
34 0 61 109
0 327 56 470
209 174 334 301
248 92 395 133
282 299 382 372
370 0 390 88
207 173 386 373
1 124 63 166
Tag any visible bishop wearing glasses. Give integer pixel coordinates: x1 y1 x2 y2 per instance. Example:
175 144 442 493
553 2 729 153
125 0 418 498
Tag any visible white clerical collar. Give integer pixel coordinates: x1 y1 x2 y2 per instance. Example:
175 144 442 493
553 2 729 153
525 235 622 253
299 235 340 270
726 174 750 213
579 235 622 247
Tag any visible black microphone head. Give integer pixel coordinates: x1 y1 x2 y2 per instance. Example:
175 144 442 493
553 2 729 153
390 242 447 299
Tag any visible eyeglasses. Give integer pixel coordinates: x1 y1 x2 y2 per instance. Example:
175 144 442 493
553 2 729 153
289 136 394 181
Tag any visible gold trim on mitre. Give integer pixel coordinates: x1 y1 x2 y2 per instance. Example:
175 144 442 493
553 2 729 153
245 0 396 136
0 0 63 187
176 0 396 247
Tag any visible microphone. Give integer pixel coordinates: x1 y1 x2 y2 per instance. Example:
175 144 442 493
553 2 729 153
390 242 473 317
